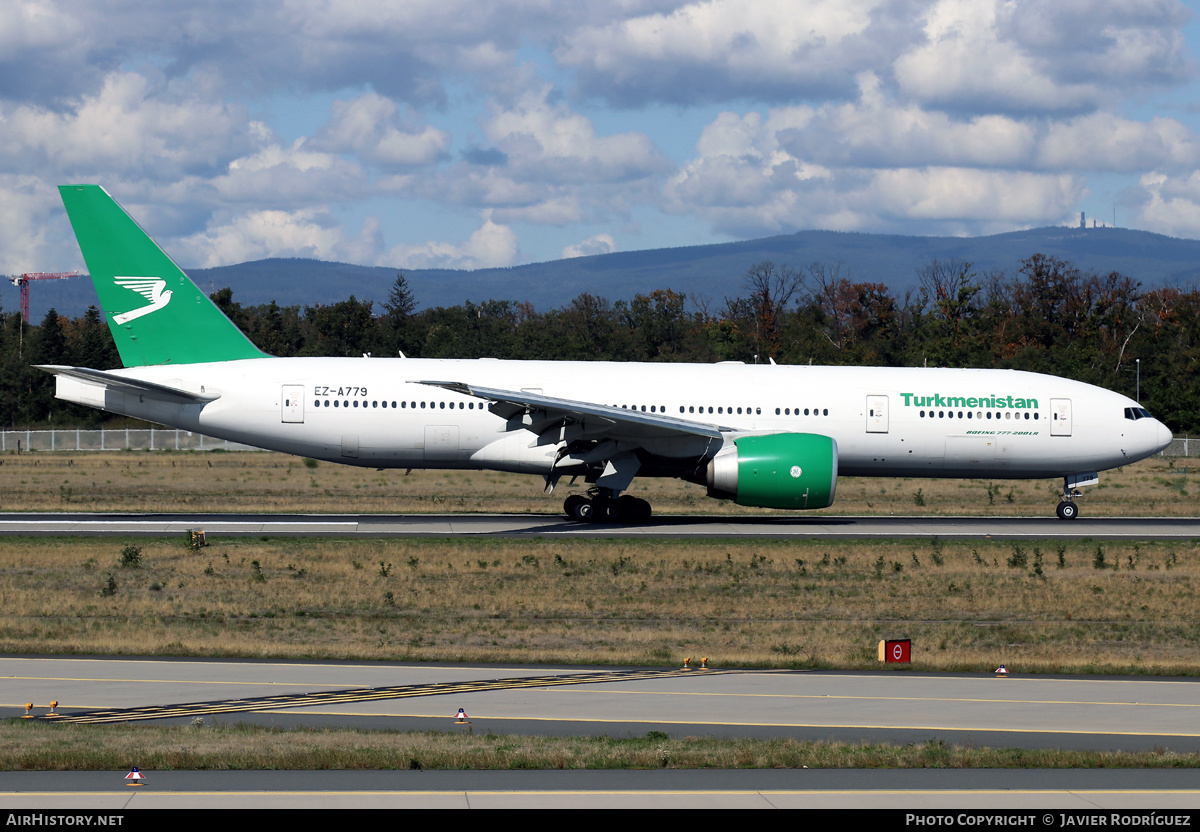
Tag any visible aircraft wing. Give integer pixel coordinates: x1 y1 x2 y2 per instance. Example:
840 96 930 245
36 365 220 405
412 380 729 441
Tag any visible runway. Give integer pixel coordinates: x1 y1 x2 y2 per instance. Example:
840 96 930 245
1 511 1199 539
5 656 1200 808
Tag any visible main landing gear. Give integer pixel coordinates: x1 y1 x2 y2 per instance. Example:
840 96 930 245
564 489 652 523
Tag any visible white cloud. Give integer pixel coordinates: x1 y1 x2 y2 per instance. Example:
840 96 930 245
386 211 519 268
313 93 449 167
666 109 831 216
0 1 85 54
423 86 669 225
895 0 1192 113
776 73 1038 169
668 99 1090 236
0 72 253 178
171 204 386 268
208 137 375 206
560 0 921 105
558 0 1191 112
1133 171 1200 238
484 86 668 182
764 75 1200 174
494 195 585 226
1036 113 1200 172
562 233 616 258
869 167 1083 224
175 207 355 266
0 174 62 274
0 0 1197 275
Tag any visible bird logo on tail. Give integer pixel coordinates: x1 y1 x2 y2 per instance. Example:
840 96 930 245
112 277 173 324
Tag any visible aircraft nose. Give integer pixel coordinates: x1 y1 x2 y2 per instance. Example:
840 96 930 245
1155 420 1173 454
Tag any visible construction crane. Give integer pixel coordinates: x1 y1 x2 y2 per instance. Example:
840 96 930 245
10 272 81 324
9 272 81 358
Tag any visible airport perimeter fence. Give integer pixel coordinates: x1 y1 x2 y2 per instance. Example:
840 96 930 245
2 428 1198 457
1161 437 1197 458
0 428 261 453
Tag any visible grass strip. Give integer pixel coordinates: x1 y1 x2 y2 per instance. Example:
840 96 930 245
2 721 1196 771
1 451 1195 517
3 535 1200 672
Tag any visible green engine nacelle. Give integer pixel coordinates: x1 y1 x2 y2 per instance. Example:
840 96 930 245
705 433 838 510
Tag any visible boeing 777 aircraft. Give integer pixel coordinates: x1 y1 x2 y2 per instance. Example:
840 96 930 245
41 185 1172 522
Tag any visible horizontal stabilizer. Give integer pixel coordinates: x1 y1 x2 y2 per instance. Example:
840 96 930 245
36 365 220 404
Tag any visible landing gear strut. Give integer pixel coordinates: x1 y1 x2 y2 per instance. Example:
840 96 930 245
1055 474 1090 520
564 489 652 523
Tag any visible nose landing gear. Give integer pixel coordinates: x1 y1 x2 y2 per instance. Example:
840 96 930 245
1055 473 1097 520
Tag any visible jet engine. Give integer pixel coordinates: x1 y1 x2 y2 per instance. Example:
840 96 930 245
706 433 838 509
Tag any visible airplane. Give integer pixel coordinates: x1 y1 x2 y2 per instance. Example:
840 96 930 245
41 185 1173 522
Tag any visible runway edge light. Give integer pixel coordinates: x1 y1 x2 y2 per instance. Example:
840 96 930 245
125 766 145 787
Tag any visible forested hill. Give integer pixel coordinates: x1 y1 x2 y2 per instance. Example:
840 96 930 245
9 225 1200 320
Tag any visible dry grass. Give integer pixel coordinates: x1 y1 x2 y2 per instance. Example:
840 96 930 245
1 535 1198 672
0 450 1194 516
3 721 1198 770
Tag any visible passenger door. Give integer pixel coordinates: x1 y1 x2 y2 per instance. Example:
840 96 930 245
866 395 889 433
1050 399 1072 436
281 385 304 424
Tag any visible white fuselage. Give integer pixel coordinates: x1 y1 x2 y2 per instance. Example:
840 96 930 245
54 357 1172 484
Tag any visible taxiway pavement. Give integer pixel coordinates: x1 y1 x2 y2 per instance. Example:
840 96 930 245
6 657 1200 808
6 656 1200 752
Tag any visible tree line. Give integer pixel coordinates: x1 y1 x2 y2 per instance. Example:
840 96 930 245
4 253 1198 433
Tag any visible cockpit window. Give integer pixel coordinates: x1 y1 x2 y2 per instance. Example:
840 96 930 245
1124 407 1153 421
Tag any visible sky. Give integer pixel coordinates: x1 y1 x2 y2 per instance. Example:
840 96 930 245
3 0 1199 276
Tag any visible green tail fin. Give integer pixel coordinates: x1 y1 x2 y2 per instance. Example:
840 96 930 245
58 185 267 367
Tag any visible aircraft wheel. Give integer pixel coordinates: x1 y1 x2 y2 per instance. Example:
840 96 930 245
575 499 597 522
564 495 588 521
1056 501 1079 520
618 495 652 522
